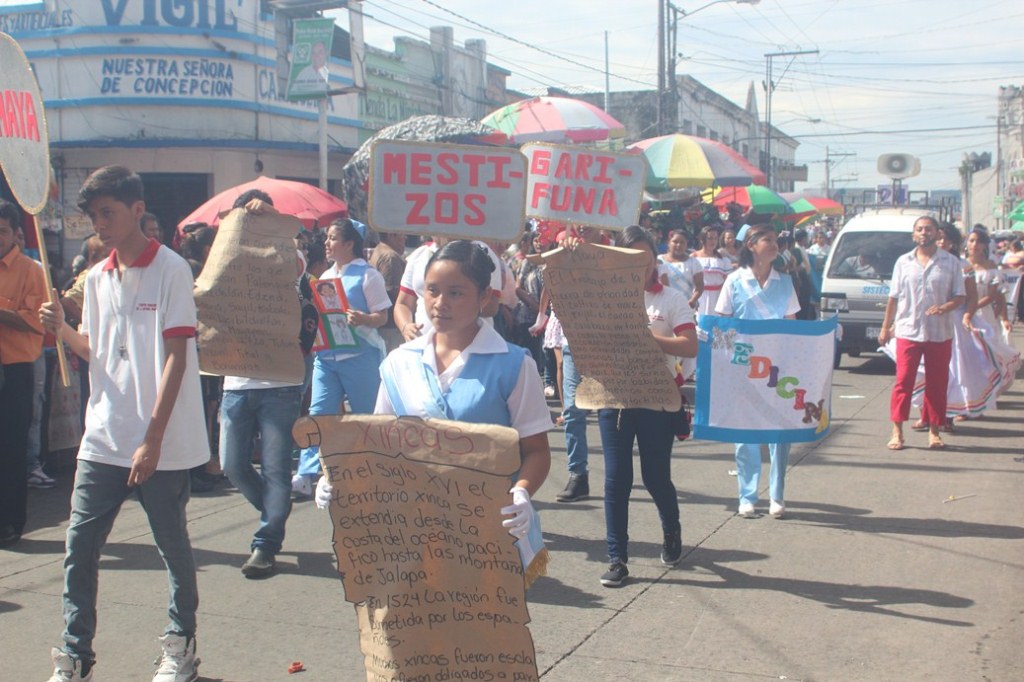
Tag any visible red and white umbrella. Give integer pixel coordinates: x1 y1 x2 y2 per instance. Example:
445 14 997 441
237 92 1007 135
482 96 625 145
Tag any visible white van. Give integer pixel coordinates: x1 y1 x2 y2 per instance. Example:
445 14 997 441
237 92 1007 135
819 208 938 367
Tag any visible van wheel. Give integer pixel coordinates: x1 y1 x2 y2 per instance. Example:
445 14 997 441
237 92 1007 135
833 349 842 369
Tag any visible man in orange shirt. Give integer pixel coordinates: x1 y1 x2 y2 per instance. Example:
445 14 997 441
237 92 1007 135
0 198 47 547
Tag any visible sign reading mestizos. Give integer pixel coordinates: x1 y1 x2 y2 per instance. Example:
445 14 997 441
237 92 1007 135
369 139 528 241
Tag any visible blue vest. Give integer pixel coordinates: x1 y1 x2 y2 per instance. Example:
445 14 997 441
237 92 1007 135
384 342 527 427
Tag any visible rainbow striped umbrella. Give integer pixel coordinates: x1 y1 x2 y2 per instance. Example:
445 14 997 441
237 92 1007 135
628 134 766 191
481 96 625 144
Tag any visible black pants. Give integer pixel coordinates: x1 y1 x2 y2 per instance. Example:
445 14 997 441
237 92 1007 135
0 362 34 534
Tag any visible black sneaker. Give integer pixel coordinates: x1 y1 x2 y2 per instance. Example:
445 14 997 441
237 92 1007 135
556 473 589 502
600 561 629 587
241 548 276 579
661 530 682 566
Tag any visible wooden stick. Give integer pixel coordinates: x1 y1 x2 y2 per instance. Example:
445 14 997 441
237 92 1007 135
30 219 71 388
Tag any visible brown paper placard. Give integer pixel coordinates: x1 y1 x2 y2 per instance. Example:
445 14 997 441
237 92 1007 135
536 242 681 411
294 414 540 682
194 209 306 382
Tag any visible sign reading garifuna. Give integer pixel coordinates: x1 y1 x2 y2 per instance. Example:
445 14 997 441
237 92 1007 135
286 17 335 101
694 315 836 444
368 139 528 241
534 242 682 411
193 209 306 384
294 414 542 682
0 32 51 214
521 143 646 231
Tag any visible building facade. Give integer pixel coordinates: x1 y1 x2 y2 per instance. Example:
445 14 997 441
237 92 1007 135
577 76 802 192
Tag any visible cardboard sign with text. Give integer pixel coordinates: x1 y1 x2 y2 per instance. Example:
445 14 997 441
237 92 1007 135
293 414 540 682
368 139 528 241
535 243 681 411
522 143 645 230
194 209 306 383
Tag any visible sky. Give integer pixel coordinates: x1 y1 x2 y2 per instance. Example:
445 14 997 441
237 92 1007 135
335 0 1024 196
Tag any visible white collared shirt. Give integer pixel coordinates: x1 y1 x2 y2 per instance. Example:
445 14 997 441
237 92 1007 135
889 248 965 342
375 320 554 438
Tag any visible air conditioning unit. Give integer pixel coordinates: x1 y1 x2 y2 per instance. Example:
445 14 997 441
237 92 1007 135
877 153 921 180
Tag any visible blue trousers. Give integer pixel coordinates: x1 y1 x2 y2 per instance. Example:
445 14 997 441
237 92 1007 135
561 345 590 475
62 460 197 665
599 408 680 563
735 442 790 506
220 386 302 555
298 350 381 477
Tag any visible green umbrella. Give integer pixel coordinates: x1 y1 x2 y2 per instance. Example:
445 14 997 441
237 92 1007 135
1008 201 1024 223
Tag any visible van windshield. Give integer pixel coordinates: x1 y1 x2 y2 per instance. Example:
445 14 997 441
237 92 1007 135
827 232 915 280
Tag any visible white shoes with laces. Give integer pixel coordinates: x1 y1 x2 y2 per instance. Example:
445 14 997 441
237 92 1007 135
46 649 92 682
152 634 199 682
769 500 786 519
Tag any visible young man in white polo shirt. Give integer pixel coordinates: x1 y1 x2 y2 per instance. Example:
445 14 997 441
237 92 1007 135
40 166 208 682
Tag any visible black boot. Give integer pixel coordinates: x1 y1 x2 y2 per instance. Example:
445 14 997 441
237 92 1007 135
556 472 589 502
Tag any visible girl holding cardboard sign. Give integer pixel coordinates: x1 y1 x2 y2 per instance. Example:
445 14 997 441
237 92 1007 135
293 219 391 497
597 226 699 589
316 240 553 579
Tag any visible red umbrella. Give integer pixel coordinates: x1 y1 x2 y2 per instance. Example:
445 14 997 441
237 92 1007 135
177 176 348 233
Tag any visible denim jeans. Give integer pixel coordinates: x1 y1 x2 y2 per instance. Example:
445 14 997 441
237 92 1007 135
62 460 197 665
219 386 302 555
598 408 680 563
734 442 791 507
561 345 589 475
298 350 381 477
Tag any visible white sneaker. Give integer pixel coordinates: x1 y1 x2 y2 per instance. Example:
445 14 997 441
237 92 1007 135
769 500 786 519
737 502 756 518
152 634 199 682
47 648 92 682
543 385 556 398
291 474 313 498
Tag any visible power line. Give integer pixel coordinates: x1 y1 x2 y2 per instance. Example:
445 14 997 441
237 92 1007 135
414 0 653 88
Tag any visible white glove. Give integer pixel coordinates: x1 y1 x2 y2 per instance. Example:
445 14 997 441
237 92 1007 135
696 327 709 343
500 486 535 538
314 476 333 510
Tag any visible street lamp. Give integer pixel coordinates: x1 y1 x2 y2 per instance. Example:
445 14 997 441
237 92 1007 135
659 0 761 136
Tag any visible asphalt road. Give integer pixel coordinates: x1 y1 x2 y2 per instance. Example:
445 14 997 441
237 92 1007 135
2 346 1022 681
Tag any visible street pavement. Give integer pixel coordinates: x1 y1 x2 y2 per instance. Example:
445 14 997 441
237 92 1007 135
2 345 1023 681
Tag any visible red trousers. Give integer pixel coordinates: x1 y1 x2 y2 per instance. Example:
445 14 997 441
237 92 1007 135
891 337 953 425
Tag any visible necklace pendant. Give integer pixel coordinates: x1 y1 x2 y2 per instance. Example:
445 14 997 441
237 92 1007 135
119 345 128 360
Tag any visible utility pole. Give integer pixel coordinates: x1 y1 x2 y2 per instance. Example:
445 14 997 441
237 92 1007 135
604 30 610 113
763 48 818 190
657 0 665 136
824 146 854 199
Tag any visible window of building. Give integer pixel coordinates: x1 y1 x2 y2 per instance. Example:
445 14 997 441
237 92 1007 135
682 120 692 134
696 125 706 138
709 130 718 141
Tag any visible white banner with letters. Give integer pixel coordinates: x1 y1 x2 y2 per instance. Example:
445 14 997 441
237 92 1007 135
694 316 836 444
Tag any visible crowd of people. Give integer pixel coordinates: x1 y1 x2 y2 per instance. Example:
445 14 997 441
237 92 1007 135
1 169 1021 681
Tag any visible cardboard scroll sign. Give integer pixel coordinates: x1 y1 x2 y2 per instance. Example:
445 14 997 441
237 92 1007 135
294 414 542 682
368 139 528 242
193 209 306 383
533 242 681 411
521 143 646 231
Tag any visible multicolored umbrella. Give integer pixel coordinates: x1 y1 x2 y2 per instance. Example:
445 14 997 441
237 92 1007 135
1007 200 1024 223
784 194 845 216
177 176 347 233
482 96 625 145
627 134 766 191
713 185 791 215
